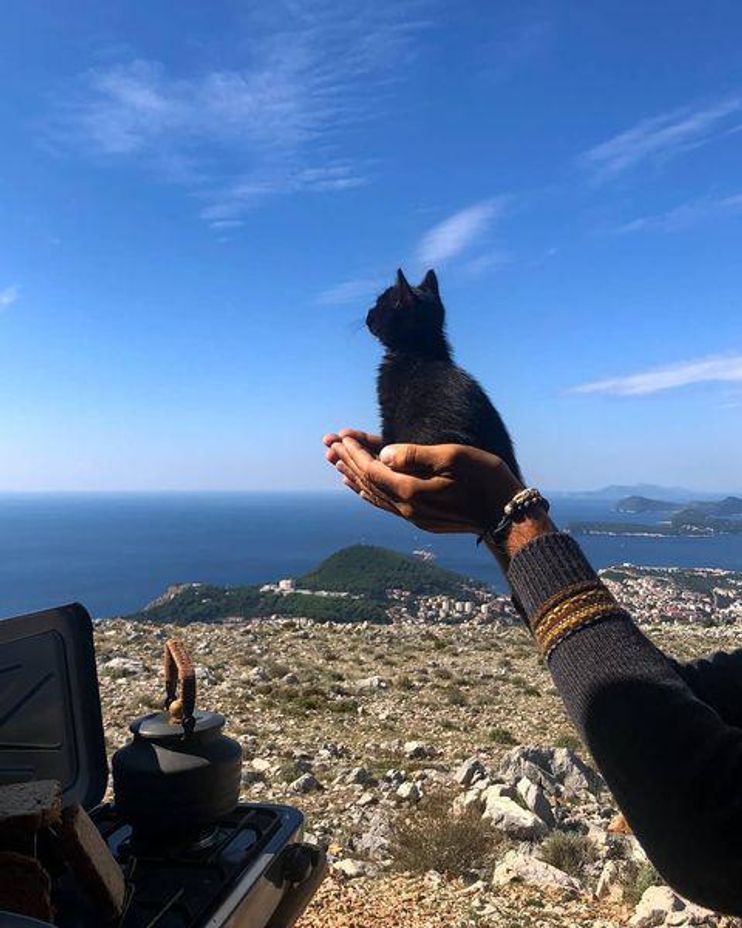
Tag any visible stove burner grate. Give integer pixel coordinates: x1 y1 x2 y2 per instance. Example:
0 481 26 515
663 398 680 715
56 805 285 928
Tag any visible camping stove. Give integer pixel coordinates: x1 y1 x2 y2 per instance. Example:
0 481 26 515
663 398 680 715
51 801 325 928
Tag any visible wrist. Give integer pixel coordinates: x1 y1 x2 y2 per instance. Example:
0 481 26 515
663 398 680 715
504 510 556 558
483 504 556 571
477 466 523 530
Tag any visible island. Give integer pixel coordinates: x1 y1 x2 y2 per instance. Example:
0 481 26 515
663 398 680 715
570 495 742 537
616 494 742 515
127 544 506 626
616 496 682 514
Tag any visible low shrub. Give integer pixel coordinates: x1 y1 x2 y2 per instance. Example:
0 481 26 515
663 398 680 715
554 732 581 752
489 725 517 746
445 685 467 706
621 861 662 907
539 832 596 880
390 791 506 878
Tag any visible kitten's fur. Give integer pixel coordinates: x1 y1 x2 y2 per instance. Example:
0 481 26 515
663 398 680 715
366 268 522 481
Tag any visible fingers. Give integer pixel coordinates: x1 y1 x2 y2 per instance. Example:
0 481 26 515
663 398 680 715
323 429 384 467
323 429 383 449
338 428 384 453
379 443 462 476
336 459 400 516
340 437 418 502
325 443 341 465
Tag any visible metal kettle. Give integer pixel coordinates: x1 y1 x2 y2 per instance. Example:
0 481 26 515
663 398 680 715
112 639 242 838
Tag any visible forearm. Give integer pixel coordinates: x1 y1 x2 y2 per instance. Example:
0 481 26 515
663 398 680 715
502 531 742 914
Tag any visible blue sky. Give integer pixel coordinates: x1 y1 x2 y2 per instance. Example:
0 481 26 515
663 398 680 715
1 1 741 492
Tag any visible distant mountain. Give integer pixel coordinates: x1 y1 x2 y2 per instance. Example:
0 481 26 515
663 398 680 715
558 484 706 502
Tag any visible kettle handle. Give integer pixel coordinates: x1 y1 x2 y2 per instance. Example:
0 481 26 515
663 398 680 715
164 639 197 732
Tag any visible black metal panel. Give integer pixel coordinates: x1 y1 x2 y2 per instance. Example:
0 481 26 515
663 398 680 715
0 603 107 809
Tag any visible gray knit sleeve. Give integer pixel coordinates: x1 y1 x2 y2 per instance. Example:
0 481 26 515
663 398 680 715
505 531 742 915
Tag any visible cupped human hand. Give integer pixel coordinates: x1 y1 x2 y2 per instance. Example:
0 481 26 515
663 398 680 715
323 432 523 535
323 428 384 464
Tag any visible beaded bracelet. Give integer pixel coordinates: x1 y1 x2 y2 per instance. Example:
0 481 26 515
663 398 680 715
476 487 550 547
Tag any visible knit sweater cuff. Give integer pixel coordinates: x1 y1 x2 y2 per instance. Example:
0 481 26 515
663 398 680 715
507 532 628 658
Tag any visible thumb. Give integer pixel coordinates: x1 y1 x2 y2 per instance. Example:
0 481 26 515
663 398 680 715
380 443 440 474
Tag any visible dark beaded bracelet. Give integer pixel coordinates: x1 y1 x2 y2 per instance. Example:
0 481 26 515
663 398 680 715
476 488 550 547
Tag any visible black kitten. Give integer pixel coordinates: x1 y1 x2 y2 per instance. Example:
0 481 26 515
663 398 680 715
366 268 522 482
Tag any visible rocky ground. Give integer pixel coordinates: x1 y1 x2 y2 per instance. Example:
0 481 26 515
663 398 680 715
95 618 742 927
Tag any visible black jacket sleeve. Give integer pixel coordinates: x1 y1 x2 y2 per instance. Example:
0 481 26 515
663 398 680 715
672 649 742 729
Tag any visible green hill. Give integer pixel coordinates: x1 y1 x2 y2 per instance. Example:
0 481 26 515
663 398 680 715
297 544 487 598
127 544 488 625
134 582 389 625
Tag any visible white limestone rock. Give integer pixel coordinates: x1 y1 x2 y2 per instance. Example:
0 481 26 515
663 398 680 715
454 757 486 787
103 657 146 676
290 773 322 794
246 665 271 684
481 783 517 804
492 849 580 892
629 885 684 927
403 741 436 760
333 858 371 879
482 795 548 840
355 675 387 692
396 781 421 802
346 766 375 786
595 860 630 903
552 747 604 796
452 789 485 816
499 745 603 798
516 776 556 828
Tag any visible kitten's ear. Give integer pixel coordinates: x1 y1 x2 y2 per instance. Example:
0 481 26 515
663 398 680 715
396 268 415 307
420 269 439 297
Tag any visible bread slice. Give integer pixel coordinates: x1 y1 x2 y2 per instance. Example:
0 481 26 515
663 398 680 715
0 780 61 847
0 850 54 921
60 803 126 920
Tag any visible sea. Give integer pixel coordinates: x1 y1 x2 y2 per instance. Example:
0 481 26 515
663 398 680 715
0 492 740 620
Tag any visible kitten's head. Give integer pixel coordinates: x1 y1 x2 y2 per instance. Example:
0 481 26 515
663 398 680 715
366 269 446 353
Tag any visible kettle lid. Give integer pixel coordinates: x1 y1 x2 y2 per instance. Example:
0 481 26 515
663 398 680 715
132 709 226 740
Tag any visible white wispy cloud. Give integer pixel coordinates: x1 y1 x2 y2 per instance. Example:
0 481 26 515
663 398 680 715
51 3 428 223
0 285 19 310
463 249 512 277
581 97 742 177
315 277 381 306
571 354 742 397
614 192 742 234
416 198 507 265
208 219 245 231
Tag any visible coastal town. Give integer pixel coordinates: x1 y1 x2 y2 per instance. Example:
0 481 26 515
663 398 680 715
256 560 742 629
